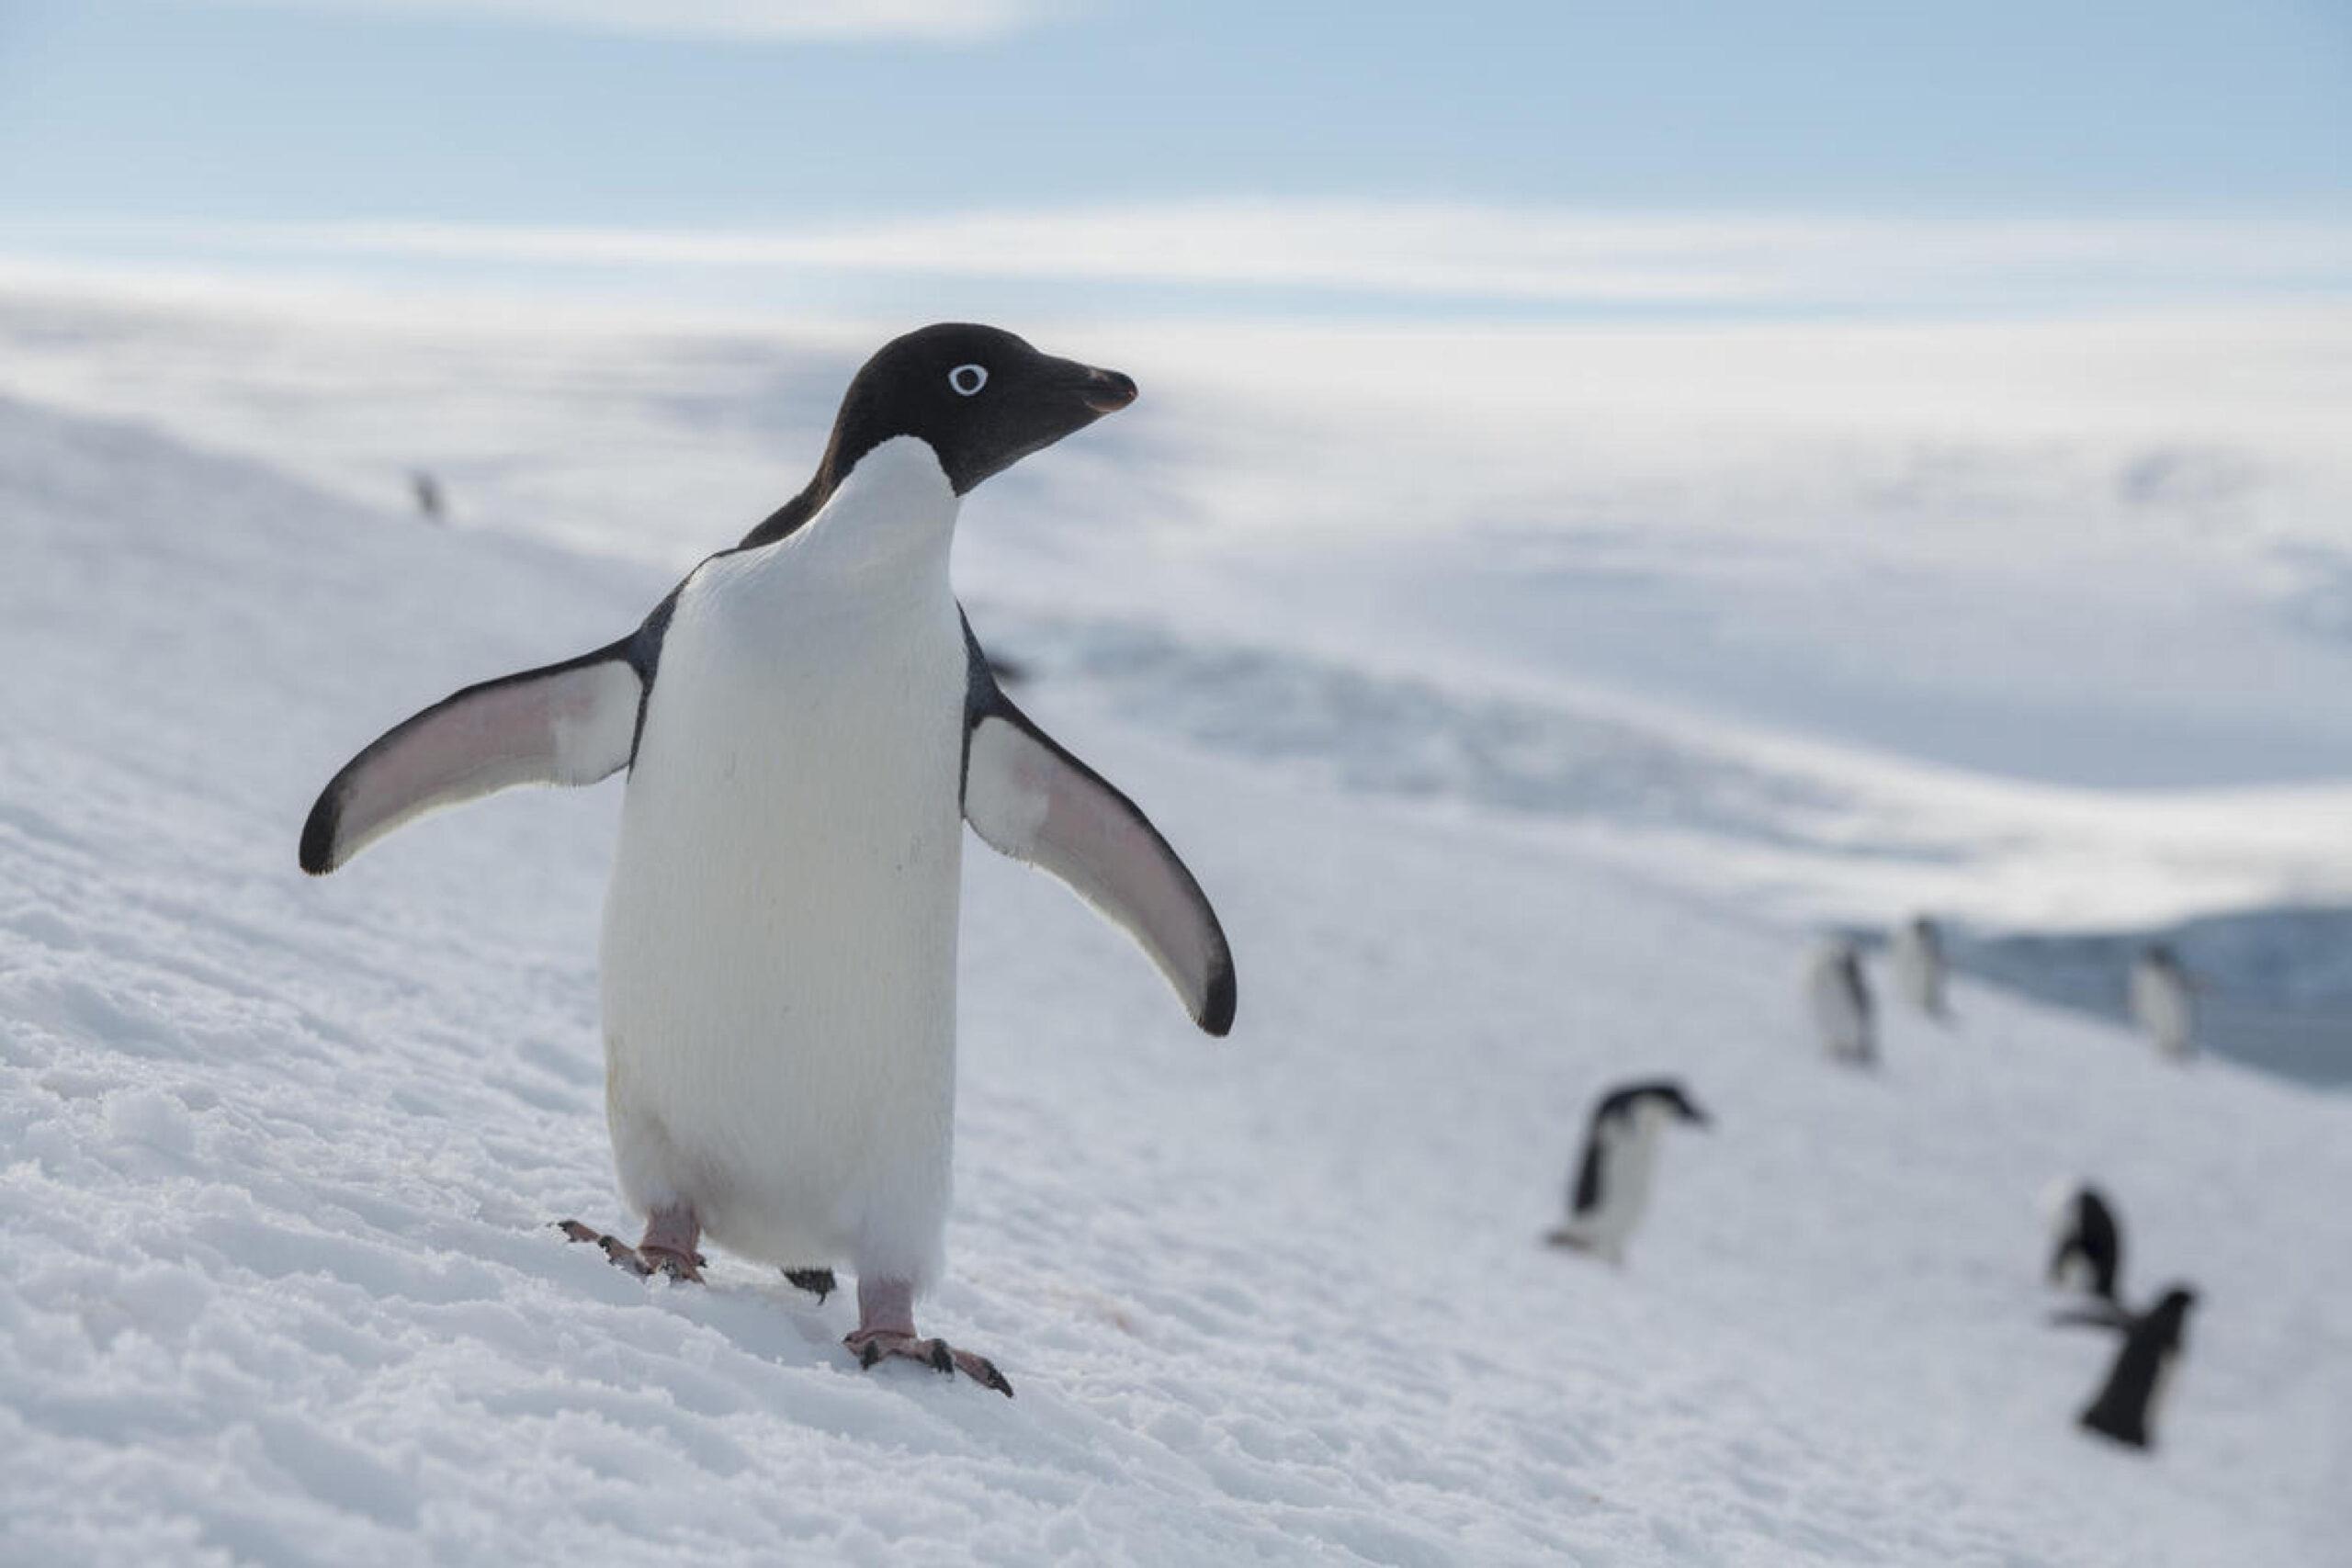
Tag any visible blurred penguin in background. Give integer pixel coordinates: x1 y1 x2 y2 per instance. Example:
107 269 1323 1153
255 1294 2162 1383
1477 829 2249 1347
1890 914 1951 1021
1545 1079 1711 1264
2057 1286 2198 1451
2045 1181 2124 1303
2129 944 2196 1062
411 469 447 525
1807 939 1875 1066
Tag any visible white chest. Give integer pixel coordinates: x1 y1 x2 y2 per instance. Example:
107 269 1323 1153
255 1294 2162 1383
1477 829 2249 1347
1600 1109 1666 1220
594 440 973 1276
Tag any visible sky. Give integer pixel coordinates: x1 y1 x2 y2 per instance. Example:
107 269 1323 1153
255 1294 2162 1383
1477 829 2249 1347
0 0 2346 321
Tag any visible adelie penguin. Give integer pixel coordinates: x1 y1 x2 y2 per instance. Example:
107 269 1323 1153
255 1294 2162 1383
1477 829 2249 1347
2128 943 2196 1063
300 325 1237 1395
1806 938 1874 1066
2044 1181 2123 1303
1890 913 1950 1022
2055 1286 2198 1450
1544 1079 1710 1264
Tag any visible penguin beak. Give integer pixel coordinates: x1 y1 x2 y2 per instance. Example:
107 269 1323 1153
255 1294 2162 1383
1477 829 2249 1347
1078 366 1137 416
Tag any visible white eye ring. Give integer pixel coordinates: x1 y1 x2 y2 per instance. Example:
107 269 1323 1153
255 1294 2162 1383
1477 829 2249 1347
948 363 988 396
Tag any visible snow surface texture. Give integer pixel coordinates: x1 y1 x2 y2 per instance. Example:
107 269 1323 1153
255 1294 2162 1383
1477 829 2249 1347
1 291 2349 1561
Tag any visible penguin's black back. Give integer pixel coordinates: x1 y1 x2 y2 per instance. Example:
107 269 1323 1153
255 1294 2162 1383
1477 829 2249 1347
2052 1187 2124 1301
2079 1288 2194 1450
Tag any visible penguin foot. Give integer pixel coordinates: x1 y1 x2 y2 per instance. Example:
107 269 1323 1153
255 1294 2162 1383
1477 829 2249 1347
784 1268 837 1303
639 1243 706 1283
556 1220 705 1282
842 1330 1014 1397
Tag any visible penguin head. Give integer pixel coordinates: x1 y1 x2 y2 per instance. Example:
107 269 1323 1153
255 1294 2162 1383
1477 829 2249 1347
1659 1083 1712 1128
824 323 1136 496
1602 1078 1711 1129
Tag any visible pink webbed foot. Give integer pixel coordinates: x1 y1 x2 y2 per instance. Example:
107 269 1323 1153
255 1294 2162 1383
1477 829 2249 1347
845 1275 1013 1396
558 1208 705 1282
844 1329 1013 1397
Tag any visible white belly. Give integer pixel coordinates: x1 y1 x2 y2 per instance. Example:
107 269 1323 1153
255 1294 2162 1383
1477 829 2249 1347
597 440 968 1285
1561 1114 1663 1263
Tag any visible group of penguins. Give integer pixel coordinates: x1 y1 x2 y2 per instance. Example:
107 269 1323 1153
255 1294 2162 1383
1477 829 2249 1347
1543 916 2198 1453
1807 917 2200 1067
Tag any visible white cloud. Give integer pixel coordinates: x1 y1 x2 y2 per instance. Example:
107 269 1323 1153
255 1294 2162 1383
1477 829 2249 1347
146 202 2352 310
214 0 1060 44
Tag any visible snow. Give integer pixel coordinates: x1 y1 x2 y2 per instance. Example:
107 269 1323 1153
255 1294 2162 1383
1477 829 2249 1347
3 290 2351 1562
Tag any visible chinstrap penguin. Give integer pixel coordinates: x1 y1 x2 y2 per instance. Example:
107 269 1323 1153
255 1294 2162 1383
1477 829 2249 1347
2128 943 2196 1062
1544 1078 1710 1265
1806 938 1874 1066
301 324 1237 1395
1890 914 1950 1021
2056 1285 2197 1450
2044 1181 2123 1303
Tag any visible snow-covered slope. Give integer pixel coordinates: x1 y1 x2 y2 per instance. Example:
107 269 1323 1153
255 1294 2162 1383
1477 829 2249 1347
4 391 2348 1563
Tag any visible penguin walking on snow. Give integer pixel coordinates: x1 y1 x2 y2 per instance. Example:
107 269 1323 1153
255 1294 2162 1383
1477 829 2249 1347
2045 1182 2123 1303
1806 939 1875 1066
2055 1286 2198 1450
1890 914 1951 1021
410 469 447 525
1544 1079 1710 1264
302 325 1237 1395
2129 944 2196 1062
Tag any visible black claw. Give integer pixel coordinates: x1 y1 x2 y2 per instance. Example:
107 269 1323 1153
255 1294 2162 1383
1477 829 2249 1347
785 1268 836 1303
929 1342 955 1374
858 1339 883 1370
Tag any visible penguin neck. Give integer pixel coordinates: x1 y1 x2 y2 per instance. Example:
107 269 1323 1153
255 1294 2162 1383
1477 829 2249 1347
772 434 961 590
1627 1100 1669 1149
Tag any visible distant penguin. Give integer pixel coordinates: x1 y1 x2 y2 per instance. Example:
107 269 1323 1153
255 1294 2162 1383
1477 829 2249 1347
302 325 1237 1395
1544 1079 1710 1264
1807 939 1875 1066
2044 1182 2123 1303
2129 944 2196 1062
1890 914 1951 1021
2058 1286 2198 1450
411 469 447 525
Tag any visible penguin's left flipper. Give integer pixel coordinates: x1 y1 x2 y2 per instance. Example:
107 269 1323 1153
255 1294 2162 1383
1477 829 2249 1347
962 687 1237 1037
2052 1304 2134 1332
300 637 645 874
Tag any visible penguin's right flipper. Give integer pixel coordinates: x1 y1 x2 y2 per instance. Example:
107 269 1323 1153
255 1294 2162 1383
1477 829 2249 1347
300 639 644 874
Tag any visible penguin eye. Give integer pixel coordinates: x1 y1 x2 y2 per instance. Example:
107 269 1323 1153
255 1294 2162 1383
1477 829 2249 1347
948 364 989 397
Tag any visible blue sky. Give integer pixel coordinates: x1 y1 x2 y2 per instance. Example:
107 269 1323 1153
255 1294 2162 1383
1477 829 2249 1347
1 0 2346 318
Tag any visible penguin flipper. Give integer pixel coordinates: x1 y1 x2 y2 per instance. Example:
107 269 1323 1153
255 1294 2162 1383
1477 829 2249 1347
962 698 1237 1037
300 639 643 874
2051 1303 2134 1332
